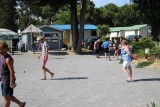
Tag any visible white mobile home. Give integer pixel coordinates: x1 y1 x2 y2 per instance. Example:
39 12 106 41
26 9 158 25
109 24 151 38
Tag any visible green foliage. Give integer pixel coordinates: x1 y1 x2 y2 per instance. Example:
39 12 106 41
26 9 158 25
149 42 160 58
99 3 119 26
137 49 145 58
132 37 155 54
16 0 147 29
97 24 109 37
114 4 143 27
0 0 18 31
136 60 154 68
147 101 157 107
54 6 71 24
132 37 160 58
133 0 160 41
119 59 123 64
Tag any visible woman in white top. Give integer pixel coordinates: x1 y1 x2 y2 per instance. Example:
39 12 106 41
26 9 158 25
37 37 54 80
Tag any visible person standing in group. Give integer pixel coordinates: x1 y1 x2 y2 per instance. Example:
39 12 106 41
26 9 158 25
94 38 101 58
121 40 134 82
103 38 111 61
114 43 119 59
37 37 54 80
0 41 26 107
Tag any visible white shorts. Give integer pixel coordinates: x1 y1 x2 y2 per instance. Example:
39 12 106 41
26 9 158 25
123 61 131 67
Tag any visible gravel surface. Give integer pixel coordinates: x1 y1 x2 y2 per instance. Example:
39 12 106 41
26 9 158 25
0 51 160 107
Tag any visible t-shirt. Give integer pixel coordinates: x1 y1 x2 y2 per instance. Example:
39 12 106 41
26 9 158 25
41 41 48 55
103 41 109 49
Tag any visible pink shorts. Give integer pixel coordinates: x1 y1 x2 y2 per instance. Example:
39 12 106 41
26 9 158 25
42 55 48 67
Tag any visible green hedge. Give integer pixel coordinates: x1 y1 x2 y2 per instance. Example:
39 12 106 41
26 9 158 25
132 37 155 54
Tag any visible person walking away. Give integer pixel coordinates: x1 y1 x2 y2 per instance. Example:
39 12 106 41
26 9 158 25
94 38 100 58
103 38 111 61
121 40 134 82
0 41 26 107
37 37 54 80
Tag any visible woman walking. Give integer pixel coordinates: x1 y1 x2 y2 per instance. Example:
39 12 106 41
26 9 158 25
121 40 134 82
37 37 54 80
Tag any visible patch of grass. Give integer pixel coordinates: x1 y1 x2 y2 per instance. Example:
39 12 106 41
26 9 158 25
136 60 154 68
119 59 123 64
147 101 157 107
81 48 93 53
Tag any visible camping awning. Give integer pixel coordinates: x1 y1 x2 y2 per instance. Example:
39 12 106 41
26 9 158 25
0 28 18 40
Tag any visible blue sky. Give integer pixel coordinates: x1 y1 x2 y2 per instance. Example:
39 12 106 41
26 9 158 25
91 0 130 7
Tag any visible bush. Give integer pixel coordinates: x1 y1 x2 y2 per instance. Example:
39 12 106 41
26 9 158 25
132 37 155 54
149 42 160 58
136 60 154 68
137 49 145 58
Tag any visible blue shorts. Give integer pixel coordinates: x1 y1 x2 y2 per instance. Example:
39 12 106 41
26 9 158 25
1 83 13 97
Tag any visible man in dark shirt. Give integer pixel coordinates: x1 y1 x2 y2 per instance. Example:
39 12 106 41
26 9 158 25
0 41 25 107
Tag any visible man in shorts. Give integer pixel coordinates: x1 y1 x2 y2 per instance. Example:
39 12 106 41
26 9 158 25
0 41 26 107
94 38 101 58
103 38 111 61
37 37 54 80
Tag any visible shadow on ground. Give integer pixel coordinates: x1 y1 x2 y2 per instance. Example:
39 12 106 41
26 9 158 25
51 77 88 80
134 78 160 82
49 51 68 56
79 50 118 56
51 58 65 59
12 53 23 55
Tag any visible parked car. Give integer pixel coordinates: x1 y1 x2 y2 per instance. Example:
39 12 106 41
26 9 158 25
125 35 142 42
85 36 102 50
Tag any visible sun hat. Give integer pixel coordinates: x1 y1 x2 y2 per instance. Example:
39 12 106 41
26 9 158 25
37 36 43 41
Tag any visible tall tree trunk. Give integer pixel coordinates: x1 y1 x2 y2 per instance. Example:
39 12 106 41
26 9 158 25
151 25 160 42
70 0 79 53
77 0 88 53
28 8 32 26
47 17 51 26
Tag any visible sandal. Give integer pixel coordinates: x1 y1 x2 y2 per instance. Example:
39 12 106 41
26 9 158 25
126 80 134 82
51 73 54 79
21 102 26 107
41 78 46 80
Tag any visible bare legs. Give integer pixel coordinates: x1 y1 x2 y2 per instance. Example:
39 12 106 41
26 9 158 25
4 96 25 107
114 50 119 59
42 66 54 80
105 53 111 61
123 66 132 81
96 54 100 58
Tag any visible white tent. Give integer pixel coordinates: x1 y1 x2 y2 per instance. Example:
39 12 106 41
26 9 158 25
21 24 43 43
21 24 43 34
21 24 43 51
